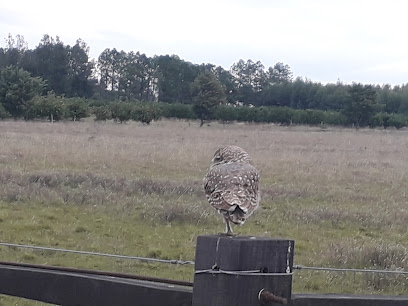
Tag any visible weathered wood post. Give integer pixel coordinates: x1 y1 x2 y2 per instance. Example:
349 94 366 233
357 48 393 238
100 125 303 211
192 235 294 306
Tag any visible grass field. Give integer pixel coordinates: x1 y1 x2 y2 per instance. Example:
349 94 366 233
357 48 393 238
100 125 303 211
1 119 408 304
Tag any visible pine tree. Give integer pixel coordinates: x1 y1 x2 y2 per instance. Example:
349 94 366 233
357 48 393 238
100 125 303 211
191 71 227 126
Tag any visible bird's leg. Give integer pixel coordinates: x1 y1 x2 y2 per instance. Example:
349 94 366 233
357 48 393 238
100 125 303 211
225 218 233 235
219 217 235 236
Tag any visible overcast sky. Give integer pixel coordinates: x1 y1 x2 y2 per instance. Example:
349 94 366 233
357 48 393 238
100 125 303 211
1 0 407 85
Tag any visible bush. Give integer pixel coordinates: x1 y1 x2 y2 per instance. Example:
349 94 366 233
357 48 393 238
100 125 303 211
26 92 66 121
65 98 90 121
293 109 324 125
269 107 293 125
110 101 133 123
0 104 10 119
0 66 46 118
159 103 196 120
214 105 238 122
369 113 408 129
369 113 385 128
387 114 407 129
131 105 162 124
93 106 112 121
212 105 350 127
322 111 347 126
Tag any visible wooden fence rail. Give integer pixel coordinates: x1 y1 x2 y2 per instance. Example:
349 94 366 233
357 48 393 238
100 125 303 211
0 263 192 306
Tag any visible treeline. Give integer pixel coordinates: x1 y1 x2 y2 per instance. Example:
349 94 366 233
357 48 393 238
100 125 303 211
1 34 408 128
1 81 407 128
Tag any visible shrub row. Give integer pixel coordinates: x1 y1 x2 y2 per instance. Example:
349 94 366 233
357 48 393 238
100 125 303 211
3 96 408 128
214 106 347 126
159 104 408 128
25 93 89 121
369 113 408 129
93 101 162 124
157 103 347 126
0 92 91 121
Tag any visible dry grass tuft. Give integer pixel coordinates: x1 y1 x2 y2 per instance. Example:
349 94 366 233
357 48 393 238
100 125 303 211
327 239 408 270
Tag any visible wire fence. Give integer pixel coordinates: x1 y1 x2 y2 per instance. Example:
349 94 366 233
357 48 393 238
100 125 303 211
195 269 293 276
293 264 408 275
1 241 408 276
0 242 195 266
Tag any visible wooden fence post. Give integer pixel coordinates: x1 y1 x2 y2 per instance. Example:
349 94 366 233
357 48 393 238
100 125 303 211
192 235 294 306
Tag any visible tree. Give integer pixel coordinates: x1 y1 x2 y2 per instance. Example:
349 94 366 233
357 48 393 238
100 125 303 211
96 50 158 101
67 39 95 97
230 59 266 105
265 62 293 84
155 55 200 103
119 51 157 101
97 48 123 93
2 34 28 68
191 71 227 126
342 83 377 127
0 34 96 99
397 85 408 114
32 35 70 95
230 59 265 90
0 66 46 118
261 80 292 107
199 64 238 104
5 34 28 51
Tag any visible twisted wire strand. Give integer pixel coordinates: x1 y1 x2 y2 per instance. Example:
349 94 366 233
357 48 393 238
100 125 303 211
0 242 195 265
293 264 408 275
195 269 293 276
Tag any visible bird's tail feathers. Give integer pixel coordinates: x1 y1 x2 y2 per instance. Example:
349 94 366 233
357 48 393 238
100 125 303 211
228 206 246 225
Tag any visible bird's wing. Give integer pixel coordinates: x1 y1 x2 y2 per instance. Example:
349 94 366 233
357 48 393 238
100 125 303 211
204 163 260 214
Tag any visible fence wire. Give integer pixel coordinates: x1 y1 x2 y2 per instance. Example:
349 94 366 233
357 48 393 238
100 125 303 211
2 241 408 276
195 269 293 276
293 264 408 275
0 242 195 265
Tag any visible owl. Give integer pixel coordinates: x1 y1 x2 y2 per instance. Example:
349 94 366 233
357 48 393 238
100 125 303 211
204 145 260 235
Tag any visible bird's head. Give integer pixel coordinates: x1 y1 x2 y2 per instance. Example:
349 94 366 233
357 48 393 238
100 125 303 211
211 145 252 166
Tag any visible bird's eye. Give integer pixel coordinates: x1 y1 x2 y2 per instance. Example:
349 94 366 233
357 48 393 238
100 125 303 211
213 156 222 162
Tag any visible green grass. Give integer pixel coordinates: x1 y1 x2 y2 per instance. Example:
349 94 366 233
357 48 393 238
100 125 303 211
1 119 408 304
